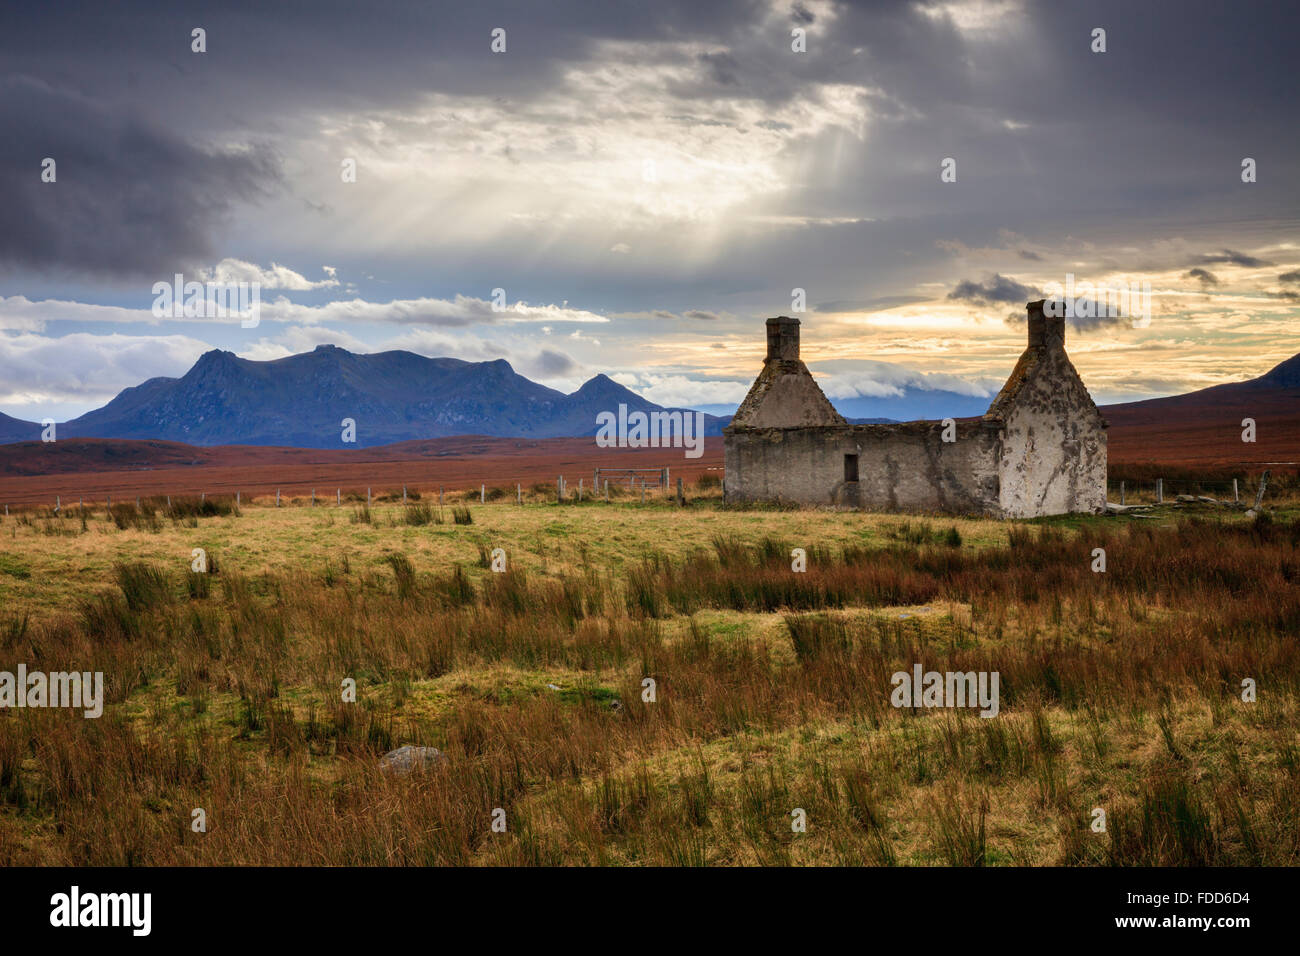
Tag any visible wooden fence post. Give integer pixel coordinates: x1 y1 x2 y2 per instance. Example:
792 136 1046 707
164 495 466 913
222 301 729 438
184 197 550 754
604 480 609 501
439 487 444 505
557 476 563 502
311 488 316 507
480 484 485 504
1156 478 1163 504
276 489 281 508
1254 470 1270 509
336 488 340 506
579 478 583 502
640 479 645 504
403 485 407 504
236 491 240 507
367 487 371 508
676 477 684 506
1119 481 1125 505
1233 478 1239 503
517 483 521 504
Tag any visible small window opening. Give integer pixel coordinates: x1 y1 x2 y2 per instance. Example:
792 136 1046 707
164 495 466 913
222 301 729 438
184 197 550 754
844 454 859 483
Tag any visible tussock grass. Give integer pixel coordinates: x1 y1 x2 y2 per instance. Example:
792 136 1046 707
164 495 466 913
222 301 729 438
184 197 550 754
0 500 1296 865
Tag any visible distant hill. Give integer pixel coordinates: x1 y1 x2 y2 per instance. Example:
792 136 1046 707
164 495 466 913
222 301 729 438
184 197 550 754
1102 353 1300 465
0 412 39 443
34 345 725 448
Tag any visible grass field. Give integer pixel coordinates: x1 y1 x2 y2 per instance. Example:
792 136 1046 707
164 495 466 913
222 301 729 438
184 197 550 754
1 481 1298 865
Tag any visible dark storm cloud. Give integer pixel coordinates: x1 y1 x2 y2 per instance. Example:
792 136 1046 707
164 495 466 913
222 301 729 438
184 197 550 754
0 76 281 278
698 51 741 86
712 0 1300 252
0 0 759 116
527 348 579 378
0 0 760 279
1279 271 1300 284
1185 268 1219 286
1 0 1297 293
947 274 1037 306
1196 250 1272 268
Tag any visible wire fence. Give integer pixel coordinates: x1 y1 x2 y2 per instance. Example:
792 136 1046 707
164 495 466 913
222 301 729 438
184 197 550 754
0 466 1290 516
0 471 713 516
1106 472 1277 507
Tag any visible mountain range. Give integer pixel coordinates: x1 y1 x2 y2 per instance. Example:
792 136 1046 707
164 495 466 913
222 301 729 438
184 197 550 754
0 345 727 448
1 345 1296 451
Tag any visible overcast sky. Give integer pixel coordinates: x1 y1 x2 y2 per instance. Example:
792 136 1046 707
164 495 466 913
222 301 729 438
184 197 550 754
2 0 1297 421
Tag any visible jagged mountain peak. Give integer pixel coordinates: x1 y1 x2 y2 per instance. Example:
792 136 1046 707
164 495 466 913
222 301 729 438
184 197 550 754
49 345 724 448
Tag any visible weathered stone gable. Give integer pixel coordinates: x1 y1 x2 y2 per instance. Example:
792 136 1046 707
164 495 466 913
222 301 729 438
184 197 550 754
730 317 846 429
993 301 1108 517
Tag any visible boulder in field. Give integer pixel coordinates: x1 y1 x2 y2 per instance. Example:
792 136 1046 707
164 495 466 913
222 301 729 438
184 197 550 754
380 745 447 774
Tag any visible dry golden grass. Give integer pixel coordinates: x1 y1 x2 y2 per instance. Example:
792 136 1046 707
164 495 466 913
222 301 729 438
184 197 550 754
0 490 1008 618
0 488 1297 866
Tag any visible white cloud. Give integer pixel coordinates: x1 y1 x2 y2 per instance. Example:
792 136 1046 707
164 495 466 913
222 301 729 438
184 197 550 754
819 361 1002 399
610 372 749 408
0 295 157 330
0 331 210 407
197 258 340 291
0 292 608 331
260 291 613 329
258 294 609 328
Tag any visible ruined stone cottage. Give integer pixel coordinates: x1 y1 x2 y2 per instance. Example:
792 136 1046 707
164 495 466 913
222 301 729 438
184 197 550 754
723 300 1107 517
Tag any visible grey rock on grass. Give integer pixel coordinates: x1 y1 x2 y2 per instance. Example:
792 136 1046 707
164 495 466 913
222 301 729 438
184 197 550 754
380 745 448 774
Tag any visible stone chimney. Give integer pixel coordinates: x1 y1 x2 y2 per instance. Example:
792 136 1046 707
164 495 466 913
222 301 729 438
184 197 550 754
766 316 800 362
1026 299 1065 353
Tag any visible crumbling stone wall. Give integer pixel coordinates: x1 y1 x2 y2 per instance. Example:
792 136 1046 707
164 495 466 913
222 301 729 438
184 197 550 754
725 420 1001 514
723 303 1107 518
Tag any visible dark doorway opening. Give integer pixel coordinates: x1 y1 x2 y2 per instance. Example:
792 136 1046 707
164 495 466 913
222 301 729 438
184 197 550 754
844 454 859 483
